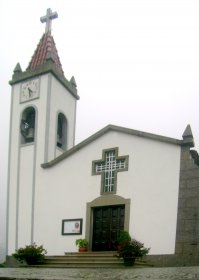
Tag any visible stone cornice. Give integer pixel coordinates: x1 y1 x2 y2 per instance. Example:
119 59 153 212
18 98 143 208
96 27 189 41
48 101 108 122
41 124 182 168
9 60 79 100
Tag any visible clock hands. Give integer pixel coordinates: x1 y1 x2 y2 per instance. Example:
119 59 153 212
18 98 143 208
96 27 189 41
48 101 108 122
28 87 33 98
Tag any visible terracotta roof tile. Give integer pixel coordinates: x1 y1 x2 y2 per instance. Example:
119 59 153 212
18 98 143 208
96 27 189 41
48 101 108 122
27 33 64 74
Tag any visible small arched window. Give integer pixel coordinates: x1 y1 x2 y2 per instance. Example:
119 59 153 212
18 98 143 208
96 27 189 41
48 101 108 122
57 113 67 150
20 107 36 144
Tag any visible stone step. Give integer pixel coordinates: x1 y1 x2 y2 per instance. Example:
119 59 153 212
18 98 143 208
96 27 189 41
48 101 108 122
65 251 118 257
46 258 122 263
36 263 124 268
40 252 151 268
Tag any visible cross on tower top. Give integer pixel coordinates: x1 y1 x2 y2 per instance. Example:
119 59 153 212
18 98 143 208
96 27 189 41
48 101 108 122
40 8 58 34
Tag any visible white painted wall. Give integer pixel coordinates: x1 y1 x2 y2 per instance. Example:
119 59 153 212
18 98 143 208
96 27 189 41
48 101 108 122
17 146 34 248
48 75 77 161
7 72 77 255
33 130 180 255
7 82 23 254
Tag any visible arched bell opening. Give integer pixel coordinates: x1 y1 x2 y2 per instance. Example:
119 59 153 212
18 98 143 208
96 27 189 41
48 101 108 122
57 112 67 150
20 107 36 144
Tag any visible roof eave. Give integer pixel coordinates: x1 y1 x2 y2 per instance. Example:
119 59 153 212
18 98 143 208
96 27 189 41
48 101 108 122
41 124 182 169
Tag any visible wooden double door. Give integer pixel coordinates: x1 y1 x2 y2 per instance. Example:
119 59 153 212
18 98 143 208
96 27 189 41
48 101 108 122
92 205 125 251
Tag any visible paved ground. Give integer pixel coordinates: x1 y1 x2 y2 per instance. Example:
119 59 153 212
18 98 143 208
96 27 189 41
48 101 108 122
0 267 199 280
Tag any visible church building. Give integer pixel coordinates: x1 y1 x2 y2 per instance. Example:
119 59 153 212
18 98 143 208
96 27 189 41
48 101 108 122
6 9 199 266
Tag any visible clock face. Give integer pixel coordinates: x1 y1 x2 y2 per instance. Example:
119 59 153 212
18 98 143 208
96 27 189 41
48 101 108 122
20 78 40 103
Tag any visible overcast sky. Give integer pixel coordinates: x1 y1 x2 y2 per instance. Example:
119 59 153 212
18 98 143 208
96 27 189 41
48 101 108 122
0 0 199 260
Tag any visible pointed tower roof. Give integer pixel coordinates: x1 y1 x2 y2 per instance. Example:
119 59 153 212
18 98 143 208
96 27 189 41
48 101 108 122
10 8 79 99
26 8 63 74
26 33 64 75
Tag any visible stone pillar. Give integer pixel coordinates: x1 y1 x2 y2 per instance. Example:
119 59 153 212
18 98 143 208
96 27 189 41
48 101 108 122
175 145 199 256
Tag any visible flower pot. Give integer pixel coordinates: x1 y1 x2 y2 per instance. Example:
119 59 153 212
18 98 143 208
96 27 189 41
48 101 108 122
79 247 87 252
25 256 39 265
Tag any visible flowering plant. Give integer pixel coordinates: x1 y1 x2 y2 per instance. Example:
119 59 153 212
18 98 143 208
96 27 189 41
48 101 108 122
117 238 150 258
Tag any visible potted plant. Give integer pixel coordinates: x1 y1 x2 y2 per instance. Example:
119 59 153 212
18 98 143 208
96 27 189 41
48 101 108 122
12 243 47 265
117 236 150 266
75 238 88 252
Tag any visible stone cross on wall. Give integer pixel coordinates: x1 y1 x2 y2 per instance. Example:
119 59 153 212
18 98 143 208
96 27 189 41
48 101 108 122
40 8 58 34
92 148 129 194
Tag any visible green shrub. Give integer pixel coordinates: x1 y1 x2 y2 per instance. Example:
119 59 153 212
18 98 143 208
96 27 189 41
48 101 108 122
117 230 131 244
75 239 88 248
13 243 47 265
118 238 150 258
0 262 5 267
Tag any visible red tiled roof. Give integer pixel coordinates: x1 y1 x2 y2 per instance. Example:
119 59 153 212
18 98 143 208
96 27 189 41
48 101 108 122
26 33 64 74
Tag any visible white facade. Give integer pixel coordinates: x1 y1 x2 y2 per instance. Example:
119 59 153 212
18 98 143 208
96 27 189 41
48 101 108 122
7 110 182 255
7 23 183 258
34 130 181 255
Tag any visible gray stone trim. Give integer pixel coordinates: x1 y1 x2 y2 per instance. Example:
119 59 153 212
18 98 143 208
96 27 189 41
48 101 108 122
92 147 129 195
44 74 52 163
30 107 38 244
85 195 131 251
73 100 77 147
9 60 79 100
41 124 182 168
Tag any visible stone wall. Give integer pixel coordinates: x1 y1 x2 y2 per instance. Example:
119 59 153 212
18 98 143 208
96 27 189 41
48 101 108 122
175 145 199 257
144 254 199 267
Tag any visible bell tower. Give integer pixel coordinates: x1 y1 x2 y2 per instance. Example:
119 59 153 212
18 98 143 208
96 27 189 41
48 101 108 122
6 9 79 255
